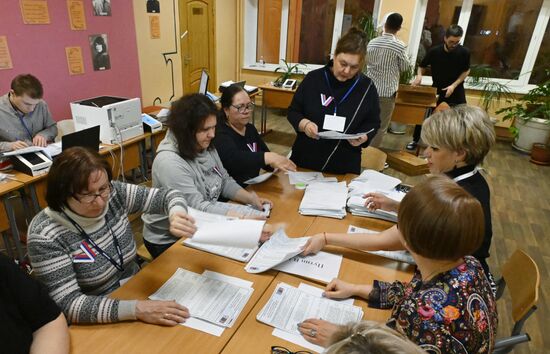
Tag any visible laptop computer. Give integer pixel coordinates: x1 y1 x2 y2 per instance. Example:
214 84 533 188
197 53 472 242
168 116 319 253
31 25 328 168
62 125 100 152
199 69 209 95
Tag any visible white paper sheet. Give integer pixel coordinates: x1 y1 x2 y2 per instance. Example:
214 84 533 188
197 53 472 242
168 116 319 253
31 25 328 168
351 169 402 191
347 225 415 264
317 129 373 140
2 142 62 159
287 171 324 185
182 238 258 262
244 170 276 184
188 208 265 249
245 229 309 273
274 251 342 283
156 108 170 118
299 181 348 219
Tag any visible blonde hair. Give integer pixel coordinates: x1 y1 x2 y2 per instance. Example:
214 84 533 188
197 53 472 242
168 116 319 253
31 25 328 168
324 321 425 354
421 104 495 165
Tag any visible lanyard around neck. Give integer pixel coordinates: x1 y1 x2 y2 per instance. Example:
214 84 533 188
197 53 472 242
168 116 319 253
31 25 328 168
62 211 125 272
323 70 361 115
19 116 33 140
452 168 478 183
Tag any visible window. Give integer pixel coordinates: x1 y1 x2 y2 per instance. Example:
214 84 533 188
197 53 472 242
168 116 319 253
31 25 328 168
410 0 550 92
244 0 379 72
530 16 550 84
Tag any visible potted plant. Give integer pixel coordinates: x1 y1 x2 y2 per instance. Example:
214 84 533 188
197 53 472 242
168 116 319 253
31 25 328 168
497 69 550 153
273 59 305 87
468 64 514 114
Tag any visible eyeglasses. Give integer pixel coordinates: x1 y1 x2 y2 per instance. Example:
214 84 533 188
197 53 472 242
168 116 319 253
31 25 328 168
231 102 255 113
73 183 112 204
271 346 312 354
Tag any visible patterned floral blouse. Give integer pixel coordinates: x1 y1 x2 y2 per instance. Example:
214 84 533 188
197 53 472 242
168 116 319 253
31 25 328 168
369 256 498 353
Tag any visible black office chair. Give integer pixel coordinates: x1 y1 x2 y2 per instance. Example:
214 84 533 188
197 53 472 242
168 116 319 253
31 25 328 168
493 249 540 354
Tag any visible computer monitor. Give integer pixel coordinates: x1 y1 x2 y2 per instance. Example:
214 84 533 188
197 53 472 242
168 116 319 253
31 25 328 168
199 69 209 95
62 125 100 152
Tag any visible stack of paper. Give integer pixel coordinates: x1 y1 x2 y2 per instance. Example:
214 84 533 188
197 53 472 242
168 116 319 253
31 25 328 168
347 225 415 264
299 181 347 219
274 251 343 283
287 171 337 185
2 143 62 159
245 229 308 273
317 130 372 140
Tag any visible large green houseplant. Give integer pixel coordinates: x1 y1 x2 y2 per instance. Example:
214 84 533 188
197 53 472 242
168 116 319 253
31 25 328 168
497 69 550 153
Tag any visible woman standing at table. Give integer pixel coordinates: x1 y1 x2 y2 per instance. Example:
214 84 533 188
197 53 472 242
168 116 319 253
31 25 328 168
27 147 196 325
214 85 296 187
302 105 496 277
142 94 272 258
287 27 380 174
298 176 498 352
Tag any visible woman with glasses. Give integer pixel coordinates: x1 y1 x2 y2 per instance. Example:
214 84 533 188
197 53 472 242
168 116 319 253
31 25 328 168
298 176 497 353
287 27 380 174
214 85 296 187
142 94 272 258
27 147 196 325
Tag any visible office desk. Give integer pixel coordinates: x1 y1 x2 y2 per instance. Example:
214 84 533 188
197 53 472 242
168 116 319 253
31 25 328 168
100 133 148 179
0 179 26 261
257 84 296 135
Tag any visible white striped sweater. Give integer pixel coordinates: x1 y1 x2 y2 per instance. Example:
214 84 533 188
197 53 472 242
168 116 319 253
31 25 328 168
367 33 410 97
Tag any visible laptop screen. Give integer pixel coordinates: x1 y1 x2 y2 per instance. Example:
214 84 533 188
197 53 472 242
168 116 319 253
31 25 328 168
199 70 209 95
62 125 100 152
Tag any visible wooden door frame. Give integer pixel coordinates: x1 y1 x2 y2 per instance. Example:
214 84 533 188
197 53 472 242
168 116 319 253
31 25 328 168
178 0 217 94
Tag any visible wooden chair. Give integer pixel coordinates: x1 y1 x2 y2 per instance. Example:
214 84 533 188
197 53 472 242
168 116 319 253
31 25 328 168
493 249 540 353
361 147 387 172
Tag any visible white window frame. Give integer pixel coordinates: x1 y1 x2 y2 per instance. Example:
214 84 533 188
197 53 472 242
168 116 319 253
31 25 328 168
243 0 381 74
408 0 550 94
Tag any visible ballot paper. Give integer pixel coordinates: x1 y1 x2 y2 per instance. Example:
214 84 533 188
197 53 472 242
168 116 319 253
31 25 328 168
182 238 258 262
347 225 416 264
271 283 356 353
350 169 402 191
287 171 326 185
274 251 343 283
245 229 309 273
244 170 276 184
2 143 62 159
258 282 363 347
317 129 373 140
149 268 253 328
187 208 265 249
347 195 398 222
299 181 348 219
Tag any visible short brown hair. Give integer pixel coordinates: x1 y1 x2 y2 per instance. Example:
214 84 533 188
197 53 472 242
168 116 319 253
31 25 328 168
46 147 112 211
334 27 368 60
11 74 44 99
398 175 484 260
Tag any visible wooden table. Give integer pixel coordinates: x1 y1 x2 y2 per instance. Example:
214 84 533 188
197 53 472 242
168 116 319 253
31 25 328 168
257 84 296 135
0 179 26 261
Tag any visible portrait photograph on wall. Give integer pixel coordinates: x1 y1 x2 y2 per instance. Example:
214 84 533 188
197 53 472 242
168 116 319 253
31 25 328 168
89 34 111 71
146 0 160 13
92 0 111 16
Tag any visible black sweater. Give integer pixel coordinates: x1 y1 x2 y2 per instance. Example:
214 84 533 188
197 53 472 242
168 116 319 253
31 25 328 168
287 62 380 174
214 120 271 187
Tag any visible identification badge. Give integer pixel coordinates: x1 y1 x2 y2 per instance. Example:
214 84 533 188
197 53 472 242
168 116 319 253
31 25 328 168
323 114 346 132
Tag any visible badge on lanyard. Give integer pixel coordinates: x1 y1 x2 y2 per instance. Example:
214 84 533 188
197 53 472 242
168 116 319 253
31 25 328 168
73 241 97 263
323 114 346 132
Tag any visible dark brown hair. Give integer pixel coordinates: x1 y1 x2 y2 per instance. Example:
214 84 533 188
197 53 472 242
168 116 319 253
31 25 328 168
46 147 112 212
218 85 247 122
11 74 43 99
167 93 218 160
398 175 484 260
334 27 368 60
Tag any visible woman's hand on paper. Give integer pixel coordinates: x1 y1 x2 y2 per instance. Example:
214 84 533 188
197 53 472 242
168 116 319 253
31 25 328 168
324 279 373 300
135 300 190 326
265 152 297 172
169 211 197 238
10 140 28 150
247 191 272 211
301 234 326 256
363 192 399 212
260 223 275 243
298 319 341 346
347 134 368 147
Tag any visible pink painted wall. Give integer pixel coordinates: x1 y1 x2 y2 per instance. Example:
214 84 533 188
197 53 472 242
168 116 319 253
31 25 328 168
0 1 141 120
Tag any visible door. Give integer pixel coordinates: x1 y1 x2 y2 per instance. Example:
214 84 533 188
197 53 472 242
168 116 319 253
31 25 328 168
179 0 216 94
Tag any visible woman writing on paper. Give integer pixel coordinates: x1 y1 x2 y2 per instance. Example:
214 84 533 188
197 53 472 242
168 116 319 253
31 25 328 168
27 147 196 325
214 85 296 187
142 94 273 258
302 105 496 277
298 176 498 352
287 27 380 174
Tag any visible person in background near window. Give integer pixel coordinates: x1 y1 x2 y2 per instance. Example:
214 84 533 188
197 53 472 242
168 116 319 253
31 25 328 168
214 85 296 187
0 254 69 354
287 27 380 174
366 13 409 148
0 74 57 154
142 94 272 258
407 24 470 151
28 147 196 325
298 176 498 353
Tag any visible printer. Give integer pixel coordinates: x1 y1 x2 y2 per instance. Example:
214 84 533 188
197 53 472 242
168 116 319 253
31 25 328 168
70 96 144 144
10 151 52 176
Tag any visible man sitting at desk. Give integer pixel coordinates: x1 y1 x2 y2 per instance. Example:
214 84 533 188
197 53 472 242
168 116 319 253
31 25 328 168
0 74 58 154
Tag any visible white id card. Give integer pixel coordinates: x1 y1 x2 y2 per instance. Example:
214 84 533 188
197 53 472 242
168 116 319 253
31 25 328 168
323 114 346 132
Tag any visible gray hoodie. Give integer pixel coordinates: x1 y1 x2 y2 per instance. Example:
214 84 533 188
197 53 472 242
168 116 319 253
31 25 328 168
142 130 242 245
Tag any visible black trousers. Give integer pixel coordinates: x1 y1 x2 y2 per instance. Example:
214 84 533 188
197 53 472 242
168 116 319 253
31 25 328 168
143 239 173 259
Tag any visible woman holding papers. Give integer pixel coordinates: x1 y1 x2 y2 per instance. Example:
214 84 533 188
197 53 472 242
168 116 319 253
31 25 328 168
27 147 196 325
214 85 296 187
287 27 380 174
303 105 496 277
142 94 272 257
298 176 498 353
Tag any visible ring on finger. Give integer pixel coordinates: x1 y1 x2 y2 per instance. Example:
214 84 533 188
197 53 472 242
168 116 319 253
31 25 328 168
164 313 170 320
310 329 317 337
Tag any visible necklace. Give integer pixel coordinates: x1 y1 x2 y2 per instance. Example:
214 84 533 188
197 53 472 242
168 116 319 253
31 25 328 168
421 259 463 282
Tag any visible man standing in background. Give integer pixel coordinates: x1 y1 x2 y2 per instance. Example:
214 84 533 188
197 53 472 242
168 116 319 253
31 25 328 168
367 13 409 148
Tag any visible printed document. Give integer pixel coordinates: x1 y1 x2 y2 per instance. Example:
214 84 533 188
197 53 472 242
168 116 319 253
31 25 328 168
2 143 62 159
317 129 373 140
244 170 276 184
245 229 308 273
182 238 258 262
274 251 342 283
149 268 253 328
347 225 415 264
188 208 265 249
299 181 348 219
287 171 325 185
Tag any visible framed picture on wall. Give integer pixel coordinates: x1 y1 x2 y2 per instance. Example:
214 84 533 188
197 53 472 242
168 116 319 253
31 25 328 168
146 0 160 13
89 34 111 71
92 0 111 16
